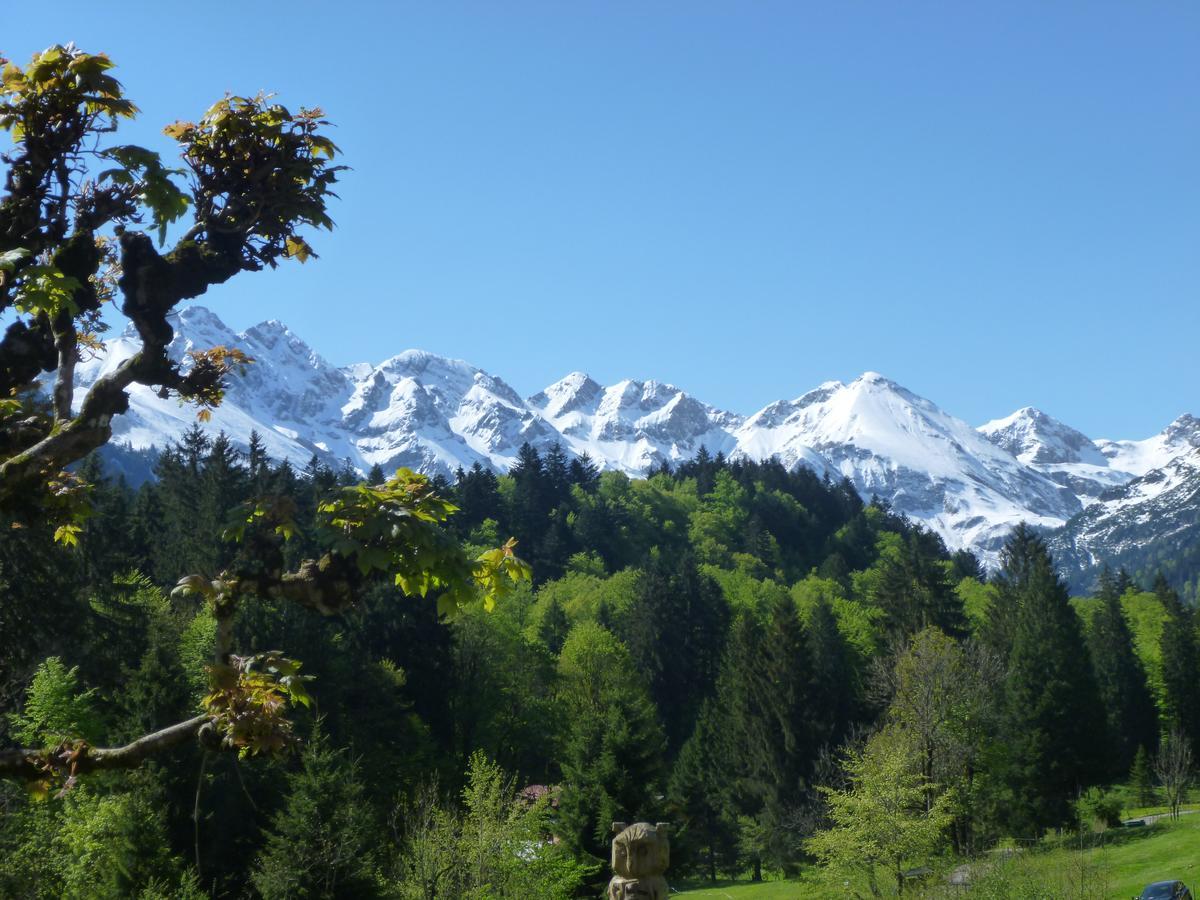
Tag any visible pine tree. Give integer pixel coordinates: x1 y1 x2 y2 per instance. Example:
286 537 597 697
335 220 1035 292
569 452 601 491
1086 568 1158 774
1000 528 1108 834
246 429 270 486
807 595 860 750
1158 574 1200 749
668 699 739 881
251 728 382 899
556 623 665 863
1130 744 1156 808
719 597 817 870
537 595 570 655
620 552 730 754
872 531 966 644
981 522 1044 659
543 441 571 507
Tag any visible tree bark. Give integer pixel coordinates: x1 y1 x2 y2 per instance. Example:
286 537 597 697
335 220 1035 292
0 714 211 780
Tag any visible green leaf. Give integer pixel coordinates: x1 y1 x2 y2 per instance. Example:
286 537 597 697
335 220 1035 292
52 524 81 547
284 236 312 263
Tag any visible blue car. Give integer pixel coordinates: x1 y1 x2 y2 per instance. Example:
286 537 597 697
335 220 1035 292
1140 882 1193 900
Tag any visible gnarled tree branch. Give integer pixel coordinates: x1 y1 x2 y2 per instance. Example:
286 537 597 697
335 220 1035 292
0 714 211 781
0 230 243 502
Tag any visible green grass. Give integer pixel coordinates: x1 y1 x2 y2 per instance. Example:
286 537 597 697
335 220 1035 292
1017 814 1200 898
674 879 816 898
1123 802 1200 819
673 814 1200 898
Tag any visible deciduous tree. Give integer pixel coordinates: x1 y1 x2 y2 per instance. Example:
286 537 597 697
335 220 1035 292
0 44 528 787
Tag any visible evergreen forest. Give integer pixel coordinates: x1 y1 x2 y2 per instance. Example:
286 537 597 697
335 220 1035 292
2 430 1197 897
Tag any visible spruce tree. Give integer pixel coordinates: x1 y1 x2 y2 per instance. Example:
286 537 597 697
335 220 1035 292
668 699 739 881
1086 568 1158 774
1158 574 1200 749
250 729 382 899
569 452 601 491
454 461 503 532
509 442 551 553
543 441 572 507
719 597 817 870
1130 744 1156 808
151 442 211 579
872 531 966 644
806 595 860 750
620 552 730 754
556 623 665 863
1115 566 1136 597
178 424 211 474
1000 529 1107 834
981 522 1044 659
199 431 248 568
246 429 270 486
535 505 574 582
537 595 571 655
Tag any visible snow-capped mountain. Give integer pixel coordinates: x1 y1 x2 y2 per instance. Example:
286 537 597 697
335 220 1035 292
528 373 741 473
979 407 1134 504
75 306 1198 567
1047 447 1200 588
733 375 1080 553
1096 414 1200 479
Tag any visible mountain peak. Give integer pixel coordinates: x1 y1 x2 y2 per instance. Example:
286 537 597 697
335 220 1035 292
245 317 291 335
855 371 891 385
175 304 224 325
978 406 1104 467
380 348 469 371
530 371 603 420
73 308 1197 566
1164 413 1200 444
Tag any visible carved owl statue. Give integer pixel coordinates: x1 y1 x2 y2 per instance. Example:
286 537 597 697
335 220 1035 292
608 822 670 900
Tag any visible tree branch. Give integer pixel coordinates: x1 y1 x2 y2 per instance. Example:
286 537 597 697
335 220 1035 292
50 314 77 424
0 230 244 504
0 714 211 781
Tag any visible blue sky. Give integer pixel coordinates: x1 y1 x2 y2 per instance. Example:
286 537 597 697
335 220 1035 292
5 2 1198 438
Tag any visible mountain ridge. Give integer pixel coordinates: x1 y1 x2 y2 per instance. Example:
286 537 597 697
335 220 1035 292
76 305 1200 571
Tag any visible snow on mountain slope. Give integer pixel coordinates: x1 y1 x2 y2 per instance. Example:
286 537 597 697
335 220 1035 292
1096 414 1200 478
345 349 558 474
732 374 1080 556
980 407 1108 467
528 374 740 473
73 305 1199 564
978 407 1134 504
1048 448 1200 576
75 306 350 466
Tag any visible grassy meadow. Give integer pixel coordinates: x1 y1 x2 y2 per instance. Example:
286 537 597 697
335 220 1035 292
676 806 1200 899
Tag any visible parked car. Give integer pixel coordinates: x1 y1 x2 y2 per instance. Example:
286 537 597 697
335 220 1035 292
1139 881 1193 900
